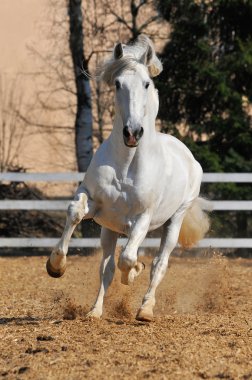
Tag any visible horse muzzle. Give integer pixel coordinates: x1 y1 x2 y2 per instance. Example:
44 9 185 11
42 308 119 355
123 126 144 147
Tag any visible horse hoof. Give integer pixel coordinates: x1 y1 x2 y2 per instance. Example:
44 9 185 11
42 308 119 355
120 262 145 285
86 309 102 319
136 262 145 271
136 308 153 322
46 259 66 278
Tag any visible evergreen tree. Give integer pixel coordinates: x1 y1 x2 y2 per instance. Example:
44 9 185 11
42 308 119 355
157 0 252 240
157 0 252 172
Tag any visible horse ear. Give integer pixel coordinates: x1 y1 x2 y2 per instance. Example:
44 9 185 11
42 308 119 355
140 45 162 77
114 43 123 59
140 45 153 66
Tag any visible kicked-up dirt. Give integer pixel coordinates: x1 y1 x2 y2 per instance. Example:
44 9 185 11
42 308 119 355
0 252 251 379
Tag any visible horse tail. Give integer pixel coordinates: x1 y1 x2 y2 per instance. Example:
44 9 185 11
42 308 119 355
178 197 212 249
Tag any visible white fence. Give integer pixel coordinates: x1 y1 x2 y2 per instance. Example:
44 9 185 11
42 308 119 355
0 172 251 249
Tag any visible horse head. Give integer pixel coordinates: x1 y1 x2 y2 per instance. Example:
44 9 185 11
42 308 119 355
98 35 163 147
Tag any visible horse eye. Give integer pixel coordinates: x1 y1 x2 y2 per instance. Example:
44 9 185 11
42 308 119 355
145 82 150 89
115 80 121 90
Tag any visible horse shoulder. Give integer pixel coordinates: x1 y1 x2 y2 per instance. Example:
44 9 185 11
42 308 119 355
82 142 115 198
158 133 201 172
155 133 203 196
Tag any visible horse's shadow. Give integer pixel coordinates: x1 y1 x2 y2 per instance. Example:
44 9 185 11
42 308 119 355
0 316 41 325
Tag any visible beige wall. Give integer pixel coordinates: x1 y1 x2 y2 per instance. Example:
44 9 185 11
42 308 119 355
0 0 77 174
0 1 169 175
0 0 46 74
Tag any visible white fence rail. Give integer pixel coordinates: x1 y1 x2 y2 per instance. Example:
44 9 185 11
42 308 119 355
0 172 251 249
0 172 252 183
0 200 252 211
0 238 251 249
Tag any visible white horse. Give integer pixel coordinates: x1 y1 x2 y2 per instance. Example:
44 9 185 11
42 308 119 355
46 35 210 321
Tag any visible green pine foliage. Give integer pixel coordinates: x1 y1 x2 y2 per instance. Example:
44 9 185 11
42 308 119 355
157 0 252 241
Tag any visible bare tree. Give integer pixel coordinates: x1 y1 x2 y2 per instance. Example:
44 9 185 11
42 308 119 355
23 0 168 161
0 75 27 172
99 0 164 41
82 0 169 144
68 0 93 172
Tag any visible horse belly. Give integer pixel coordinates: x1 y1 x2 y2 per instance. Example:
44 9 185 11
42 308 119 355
148 176 189 231
148 202 180 231
93 209 129 234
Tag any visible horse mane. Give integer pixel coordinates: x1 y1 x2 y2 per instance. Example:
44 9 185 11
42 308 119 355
96 34 163 86
96 57 138 86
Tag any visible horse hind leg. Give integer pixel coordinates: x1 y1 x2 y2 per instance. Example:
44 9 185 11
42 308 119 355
87 228 117 318
136 210 185 322
46 188 91 278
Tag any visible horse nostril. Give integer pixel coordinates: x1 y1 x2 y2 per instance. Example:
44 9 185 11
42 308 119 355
123 126 131 138
134 127 144 139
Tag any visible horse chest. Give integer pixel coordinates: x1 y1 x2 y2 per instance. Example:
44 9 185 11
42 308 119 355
100 177 147 211
92 176 148 233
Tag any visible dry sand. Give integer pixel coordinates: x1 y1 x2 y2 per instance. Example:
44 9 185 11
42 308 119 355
0 253 251 379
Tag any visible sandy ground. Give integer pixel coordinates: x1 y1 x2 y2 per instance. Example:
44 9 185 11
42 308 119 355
0 253 251 380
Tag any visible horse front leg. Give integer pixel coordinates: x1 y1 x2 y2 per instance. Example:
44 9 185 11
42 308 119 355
118 213 151 285
46 186 93 278
87 227 118 318
136 209 186 321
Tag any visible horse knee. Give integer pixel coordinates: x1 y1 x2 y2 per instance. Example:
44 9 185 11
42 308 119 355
67 199 86 224
67 192 89 224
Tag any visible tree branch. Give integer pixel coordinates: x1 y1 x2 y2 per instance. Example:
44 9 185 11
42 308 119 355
138 15 160 32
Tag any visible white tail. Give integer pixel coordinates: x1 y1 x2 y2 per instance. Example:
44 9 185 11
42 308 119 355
178 197 212 249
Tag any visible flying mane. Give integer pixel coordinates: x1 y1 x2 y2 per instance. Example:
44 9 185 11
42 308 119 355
97 34 163 85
